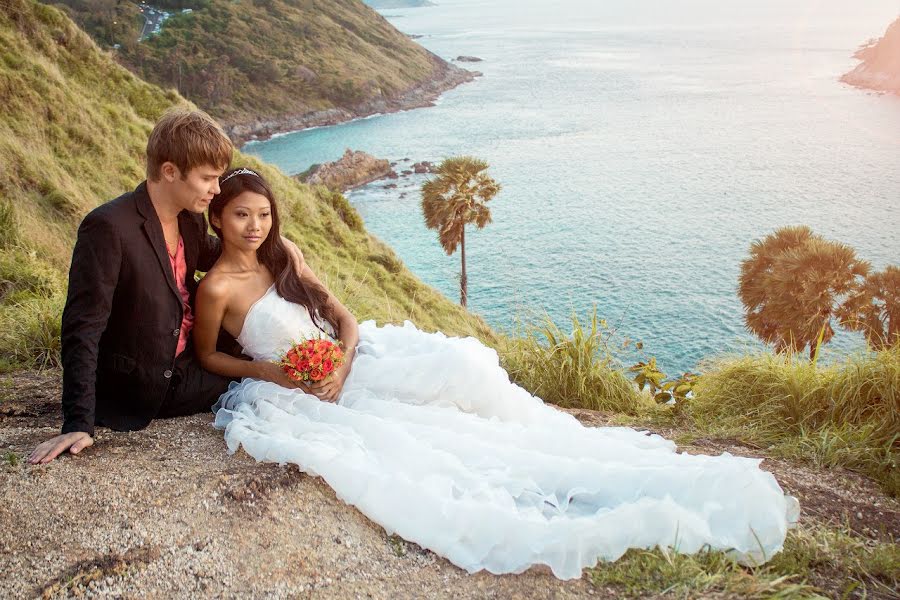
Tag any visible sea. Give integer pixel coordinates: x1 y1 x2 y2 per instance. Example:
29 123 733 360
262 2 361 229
244 0 900 375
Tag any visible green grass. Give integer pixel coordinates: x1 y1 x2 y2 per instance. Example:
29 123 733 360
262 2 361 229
498 307 654 415
0 291 64 370
0 245 66 370
3 451 21 467
0 200 17 249
387 534 408 558
588 523 899 598
688 348 900 496
0 376 12 404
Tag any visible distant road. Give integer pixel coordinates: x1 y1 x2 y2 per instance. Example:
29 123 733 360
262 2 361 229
137 5 168 42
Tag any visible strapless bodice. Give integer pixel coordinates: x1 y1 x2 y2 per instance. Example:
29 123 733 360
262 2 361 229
236 285 336 361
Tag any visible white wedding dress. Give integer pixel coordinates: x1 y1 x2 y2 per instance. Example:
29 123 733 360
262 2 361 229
212 285 800 580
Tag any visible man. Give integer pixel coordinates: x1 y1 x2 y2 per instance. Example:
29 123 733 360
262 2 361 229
28 108 304 464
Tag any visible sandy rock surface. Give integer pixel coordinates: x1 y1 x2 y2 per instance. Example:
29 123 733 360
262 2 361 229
2 373 897 599
1 372 598 599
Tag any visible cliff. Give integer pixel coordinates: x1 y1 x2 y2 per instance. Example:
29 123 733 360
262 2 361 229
45 0 478 143
841 16 900 95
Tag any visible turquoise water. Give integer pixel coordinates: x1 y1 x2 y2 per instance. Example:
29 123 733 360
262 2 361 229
245 0 900 375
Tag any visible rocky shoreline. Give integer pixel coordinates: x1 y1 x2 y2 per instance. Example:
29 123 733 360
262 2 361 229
841 17 900 95
225 54 480 146
302 150 393 191
300 150 438 192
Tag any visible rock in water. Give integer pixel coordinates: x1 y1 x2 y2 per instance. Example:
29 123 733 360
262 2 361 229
841 17 900 95
304 149 394 191
412 161 435 174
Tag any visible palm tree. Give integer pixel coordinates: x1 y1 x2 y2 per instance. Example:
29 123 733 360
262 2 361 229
421 156 500 307
837 265 900 350
739 226 870 359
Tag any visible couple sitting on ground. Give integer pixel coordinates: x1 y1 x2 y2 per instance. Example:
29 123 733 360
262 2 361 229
28 108 799 580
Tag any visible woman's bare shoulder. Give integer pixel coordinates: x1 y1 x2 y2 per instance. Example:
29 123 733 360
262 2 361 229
197 268 236 302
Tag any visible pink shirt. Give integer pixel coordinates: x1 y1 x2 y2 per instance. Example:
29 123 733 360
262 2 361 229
168 237 194 358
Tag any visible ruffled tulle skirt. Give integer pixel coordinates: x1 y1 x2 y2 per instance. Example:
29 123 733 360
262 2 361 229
213 320 799 580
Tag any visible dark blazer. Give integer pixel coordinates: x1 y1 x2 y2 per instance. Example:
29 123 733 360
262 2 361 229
61 181 221 435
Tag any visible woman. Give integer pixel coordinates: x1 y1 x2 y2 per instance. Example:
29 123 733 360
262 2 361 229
195 168 800 580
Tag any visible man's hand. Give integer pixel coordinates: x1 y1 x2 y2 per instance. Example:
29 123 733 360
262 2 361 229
27 432 94 464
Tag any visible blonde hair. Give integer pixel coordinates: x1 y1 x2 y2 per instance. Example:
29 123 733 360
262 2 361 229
146 108 233 181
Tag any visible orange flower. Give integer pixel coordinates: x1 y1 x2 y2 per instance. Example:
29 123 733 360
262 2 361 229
281 338 344 386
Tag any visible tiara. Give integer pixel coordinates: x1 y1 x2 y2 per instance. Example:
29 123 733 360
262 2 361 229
220 167 260 184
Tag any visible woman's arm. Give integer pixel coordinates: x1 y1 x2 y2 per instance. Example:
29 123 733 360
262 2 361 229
295 261 360 402
194 276 299 388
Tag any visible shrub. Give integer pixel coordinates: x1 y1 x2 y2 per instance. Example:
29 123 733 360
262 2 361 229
689 348 900 495
320 189 363 232
0 247 64 301
499 308 651 414
368 251 402 274
0 291 64 370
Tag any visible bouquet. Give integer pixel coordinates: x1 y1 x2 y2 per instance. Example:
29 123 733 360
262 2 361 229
280 335 345 383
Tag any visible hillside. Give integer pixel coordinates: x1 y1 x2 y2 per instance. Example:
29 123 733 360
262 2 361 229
842 16 900 95
0 0 495 371
44 0 476 142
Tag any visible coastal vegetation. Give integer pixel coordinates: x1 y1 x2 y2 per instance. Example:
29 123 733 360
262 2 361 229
1 1 898 597
838 264 900 350
738 226 895 359
499 309 653 415
43 0 448 133
421 156 500 308
690 348 899 496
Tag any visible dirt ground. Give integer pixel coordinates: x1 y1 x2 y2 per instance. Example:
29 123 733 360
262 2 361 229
1 372 897 599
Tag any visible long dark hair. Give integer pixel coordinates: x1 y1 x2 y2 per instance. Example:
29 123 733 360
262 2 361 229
210 169 339 338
